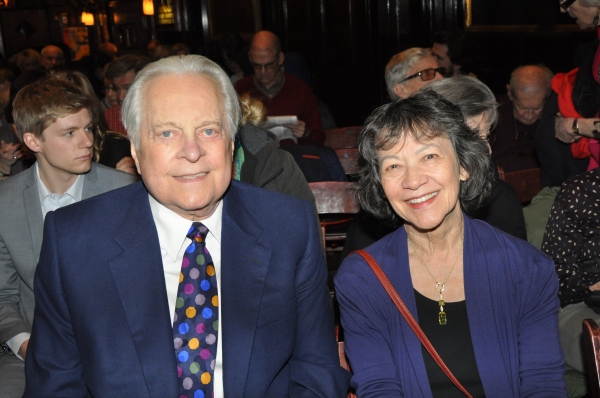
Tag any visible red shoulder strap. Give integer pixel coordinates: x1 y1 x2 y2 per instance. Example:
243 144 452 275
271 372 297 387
352 250 473 398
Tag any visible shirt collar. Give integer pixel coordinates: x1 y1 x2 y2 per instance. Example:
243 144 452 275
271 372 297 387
253 72 285 99
149 195 223 262
35 162 84 203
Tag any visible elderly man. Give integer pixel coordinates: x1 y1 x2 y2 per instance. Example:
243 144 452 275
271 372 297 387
0 77 135 397
234 31 325 146
24 55 350 398
104 54 149 134
491 65 553 172
40 45 65 70
385 47 444 100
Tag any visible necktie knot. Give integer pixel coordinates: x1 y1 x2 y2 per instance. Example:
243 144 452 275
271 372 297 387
187 222 209 242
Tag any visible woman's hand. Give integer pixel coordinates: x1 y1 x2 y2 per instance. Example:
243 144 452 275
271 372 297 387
0 140 26 174
555 113 600 143
115 156 138 175
555 113 581 144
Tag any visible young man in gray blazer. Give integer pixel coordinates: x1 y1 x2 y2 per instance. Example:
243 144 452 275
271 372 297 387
0 77 136 397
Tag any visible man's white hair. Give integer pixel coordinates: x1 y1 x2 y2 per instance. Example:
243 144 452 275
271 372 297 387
122 55 241 149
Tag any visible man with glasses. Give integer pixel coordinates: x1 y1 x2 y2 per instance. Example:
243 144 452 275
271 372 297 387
103 54 149 135
385 47 444 100
491 65 553 173
234 31 325 146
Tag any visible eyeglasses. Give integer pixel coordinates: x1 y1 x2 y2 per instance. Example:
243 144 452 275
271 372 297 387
400 67 446 83
560 0 576 10
250 57 279 71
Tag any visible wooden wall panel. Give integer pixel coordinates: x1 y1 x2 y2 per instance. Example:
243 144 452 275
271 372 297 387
196 0 596 126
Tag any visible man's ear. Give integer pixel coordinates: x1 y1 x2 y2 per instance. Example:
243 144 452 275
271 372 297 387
506 84 513 100
278 51 285 66
393 84 407 100
22 132 41 153
130 140 142 175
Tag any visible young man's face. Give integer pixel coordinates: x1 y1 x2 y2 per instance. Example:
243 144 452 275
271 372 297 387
24 108 94 183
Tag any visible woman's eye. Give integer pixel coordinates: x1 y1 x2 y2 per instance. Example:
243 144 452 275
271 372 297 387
425 154 437 160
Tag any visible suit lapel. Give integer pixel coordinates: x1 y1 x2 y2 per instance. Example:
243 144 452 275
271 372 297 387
107 185 179 397
82 162 99 200
22 168 43 261
221 182 271 397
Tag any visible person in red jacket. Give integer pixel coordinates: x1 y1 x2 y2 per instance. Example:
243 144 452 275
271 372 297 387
234 31 325 146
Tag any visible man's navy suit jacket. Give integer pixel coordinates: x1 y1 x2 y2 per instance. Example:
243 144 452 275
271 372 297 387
24 180 350 397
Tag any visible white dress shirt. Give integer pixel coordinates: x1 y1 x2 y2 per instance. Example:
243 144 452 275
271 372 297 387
36 163 84 220
5 163 84 360
149 195 224 398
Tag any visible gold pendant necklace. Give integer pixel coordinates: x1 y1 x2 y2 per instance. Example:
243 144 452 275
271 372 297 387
408 237 464 325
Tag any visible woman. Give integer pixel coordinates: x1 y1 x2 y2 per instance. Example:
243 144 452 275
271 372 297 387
341 76 525 259
426 76 526 240
536 0 600 187
334 90 566 397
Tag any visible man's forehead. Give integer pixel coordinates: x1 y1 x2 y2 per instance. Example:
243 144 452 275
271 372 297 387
513 90 546 106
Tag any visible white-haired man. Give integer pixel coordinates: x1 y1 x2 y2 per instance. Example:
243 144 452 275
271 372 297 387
385 47 444 100
24 55 350 398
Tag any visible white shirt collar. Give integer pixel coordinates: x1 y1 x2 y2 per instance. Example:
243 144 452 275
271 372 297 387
149 195 223 263
35 162 84 220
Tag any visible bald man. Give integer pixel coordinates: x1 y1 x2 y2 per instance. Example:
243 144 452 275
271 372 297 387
40 45 64 70
491 65 553 173
234 31 325 146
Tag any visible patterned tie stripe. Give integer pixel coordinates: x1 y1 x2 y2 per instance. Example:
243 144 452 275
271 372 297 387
173 222 219 398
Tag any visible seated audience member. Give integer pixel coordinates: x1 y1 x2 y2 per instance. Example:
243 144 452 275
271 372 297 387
542 167 600 376
491 65 553 173
234 31 325 146
523 186 561 249
171 42 190 56
535 40 599 187
427 76 527 239
219 32 248 84
0 123 27 180
23 55 350 397
98 42 118 62
235 93 316 208
335 91 566 397
104 54 150 134
12 49 45 93
0 68 14 124
342 76 526 259
385 47 443 100
431 30 474 77
40 45 65 71
152 44 172 61
50 69 136 175
0 77 136 397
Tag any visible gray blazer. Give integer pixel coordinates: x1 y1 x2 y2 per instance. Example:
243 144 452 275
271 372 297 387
0 162 136 345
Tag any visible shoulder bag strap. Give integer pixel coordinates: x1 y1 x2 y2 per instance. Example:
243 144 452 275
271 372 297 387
353 249 473 398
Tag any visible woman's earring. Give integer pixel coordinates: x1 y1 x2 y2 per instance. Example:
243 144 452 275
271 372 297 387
594 12 600 28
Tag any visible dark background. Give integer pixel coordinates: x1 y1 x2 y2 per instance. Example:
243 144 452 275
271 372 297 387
0 0 595 127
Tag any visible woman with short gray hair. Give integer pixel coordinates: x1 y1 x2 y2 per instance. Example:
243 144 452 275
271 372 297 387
335 90 566 396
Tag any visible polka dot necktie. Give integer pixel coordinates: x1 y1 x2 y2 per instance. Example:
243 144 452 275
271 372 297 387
173 222 219 398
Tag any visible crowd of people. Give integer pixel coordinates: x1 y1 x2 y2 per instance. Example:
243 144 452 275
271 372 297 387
1 0 600 396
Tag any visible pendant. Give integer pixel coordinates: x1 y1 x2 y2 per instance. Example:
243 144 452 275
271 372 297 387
436 283 447 326
438 311 447 325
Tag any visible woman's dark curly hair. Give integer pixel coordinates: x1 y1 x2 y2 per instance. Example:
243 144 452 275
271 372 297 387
356 90 494 226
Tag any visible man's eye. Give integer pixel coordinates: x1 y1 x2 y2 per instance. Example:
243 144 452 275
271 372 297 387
161 131 172 138
204 129 215 136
